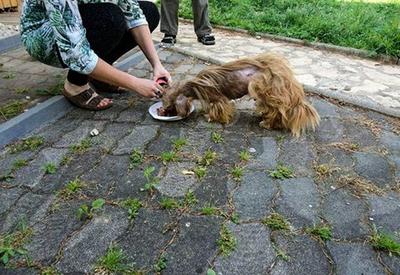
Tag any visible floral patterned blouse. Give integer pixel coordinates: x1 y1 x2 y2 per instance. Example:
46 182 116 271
20 0 147 74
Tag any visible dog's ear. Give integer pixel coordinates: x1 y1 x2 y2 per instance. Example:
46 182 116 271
175 95 192 117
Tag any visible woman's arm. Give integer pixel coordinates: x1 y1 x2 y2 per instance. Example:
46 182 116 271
130 25 171 83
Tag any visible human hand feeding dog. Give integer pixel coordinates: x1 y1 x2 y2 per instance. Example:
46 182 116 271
161 52 320 137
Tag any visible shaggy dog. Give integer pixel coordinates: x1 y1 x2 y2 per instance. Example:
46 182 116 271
161 53 320 137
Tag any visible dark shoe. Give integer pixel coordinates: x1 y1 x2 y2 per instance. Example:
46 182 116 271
63 87 113 111
197 34 215 45
161 34 176 44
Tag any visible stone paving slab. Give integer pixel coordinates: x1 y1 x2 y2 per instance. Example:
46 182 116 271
0 49 400 274
153 21 400 117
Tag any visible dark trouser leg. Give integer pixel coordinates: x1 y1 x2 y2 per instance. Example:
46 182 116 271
192 0 212 37
67 1 160 85
160 0 179 36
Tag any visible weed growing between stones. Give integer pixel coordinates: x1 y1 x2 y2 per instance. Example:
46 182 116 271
230 212 240 224
129 149 143 169
160 150 178 164
262 213 290 231
0 222 32 265
141 166 159 194
12 159 28 170
217 225 236 256
0 100 27 120
230 165 244 181
370 228 400 256
313 163 340 179
8 136 44 154
197 149 217 166
268 163 294 179
201 203 221 216
207 268 216 275
77 198 105 221
211 132 224 143
69 138 92 154
120 198 143 220
306 225 333 241
95 246 136 274
272 244 290 261
14 88 29 94
330 142 360 152
42 163 57 174
159 197 181 210
57 179 86 200
60 155 72 166
172 138 187 151
184 190 198 207
239 150 251 162
194 166 207 180
275 135 286 144
154 254 167 272
40 266 59 275
338 175 384 197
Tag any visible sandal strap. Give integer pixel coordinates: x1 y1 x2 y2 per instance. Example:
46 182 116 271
63 87 111 110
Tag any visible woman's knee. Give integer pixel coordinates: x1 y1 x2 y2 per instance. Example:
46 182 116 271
138 1 160 32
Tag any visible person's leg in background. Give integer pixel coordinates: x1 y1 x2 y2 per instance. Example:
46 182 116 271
160 0 179 44
192 0 215 45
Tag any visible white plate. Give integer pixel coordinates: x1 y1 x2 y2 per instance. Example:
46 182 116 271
148 101 195 121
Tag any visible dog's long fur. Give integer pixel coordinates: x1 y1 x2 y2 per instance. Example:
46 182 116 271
163 53 320 137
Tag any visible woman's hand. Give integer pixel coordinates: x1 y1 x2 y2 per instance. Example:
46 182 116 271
153 63 172 85
133 77 164 98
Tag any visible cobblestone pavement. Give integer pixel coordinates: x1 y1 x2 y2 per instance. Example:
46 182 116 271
153 22 400 117
1 49 399 274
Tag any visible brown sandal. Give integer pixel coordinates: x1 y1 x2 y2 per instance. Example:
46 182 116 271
89 78 127 94
63 87 113 111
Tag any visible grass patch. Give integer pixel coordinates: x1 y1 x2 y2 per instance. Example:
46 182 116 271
211 132 224 143
217 225 236 256
268 163 294 179
172 138 187 151
314 163 340 178
338 175 384 197
95 246 136 274
8 136 44 154
0 222 32 265
57 179 86 200
69 138 91 154
141 166 159 194
77 198 105 221
230 165 244 181
160 150 178 164
370 230 400 256
14 88 29 94
120 198 142 220
179 0 400 57
40 267 59 275
12 159 28 170
42 163 57 174
306 225 333 241
239 150 251 162
154 255 167 272
184 190 198 207
129 149 143 169
194 166 207 180
198 149 218 166
201 203 221 216
0 100 27 120
160 197 181 209
262 213 290 231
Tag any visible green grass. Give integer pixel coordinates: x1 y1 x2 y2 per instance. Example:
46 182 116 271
0 222 32 265
230 165 244 181
69 138 91 154
184 190 198 207
96 246 135 274
120 198 143 220
12 159 28 170
77 198 105 220
172 138 187 151
160 197 181 209
211 132 224 143
179 0 400 57
43 163 57 174
262 213 290 231
129 149 143 169
268 163 295 179
217 225 237 256
160 150 178 164
8 136 44 154
239 150 251 162
194 166 207 180
201 204 221 216
0 100 27 120
154 255 167 272
306 225 333 241
197 149 217 166
370 230 400 256
57 179 86 200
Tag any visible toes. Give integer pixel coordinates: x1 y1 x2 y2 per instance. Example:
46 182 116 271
97 98 112 108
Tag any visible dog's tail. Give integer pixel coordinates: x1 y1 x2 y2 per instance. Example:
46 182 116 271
249 53 320 137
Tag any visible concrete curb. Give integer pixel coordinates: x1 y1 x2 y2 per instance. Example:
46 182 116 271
179 18 399 65
0 34 22 54
166 46 400 118
0 47 151 148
